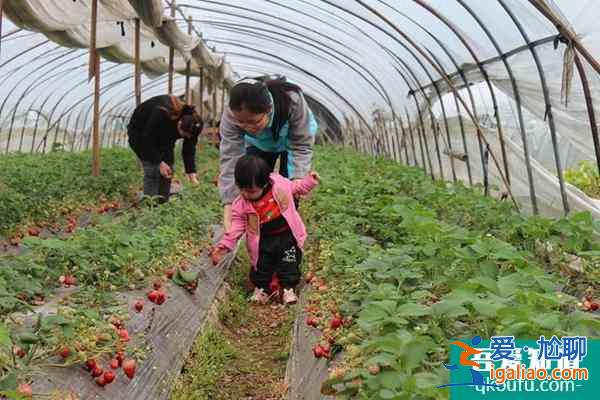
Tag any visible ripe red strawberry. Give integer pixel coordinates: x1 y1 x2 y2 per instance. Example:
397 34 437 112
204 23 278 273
591 302 599 311
147 290 159 303
103 370 116 384
85 359 98 371
91 366 104 378
122 359 136 379
269 274 281 295
95 376 106 386
134 300 144 313
13 346 26 358
313 344 325 358
165 267 176 279
17 383 32 398
61 275 76 287
316 343 331 359
306 317 318 328
59 346 71 359
155 291 166 305
153 280 162 290
330 316 343 330
109 358 120 370
28 227 41 237
116 351 125 364
118 329 130 342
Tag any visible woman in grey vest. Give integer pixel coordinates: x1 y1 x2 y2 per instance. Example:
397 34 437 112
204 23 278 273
218 77 318 229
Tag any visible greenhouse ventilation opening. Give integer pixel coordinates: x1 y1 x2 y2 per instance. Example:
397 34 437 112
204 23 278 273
0 0 600 397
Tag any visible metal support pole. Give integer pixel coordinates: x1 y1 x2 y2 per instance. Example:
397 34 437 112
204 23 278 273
412 94 433 178
405 108 419 169
457 0 536 211
573 51 600 175
499 0 569 215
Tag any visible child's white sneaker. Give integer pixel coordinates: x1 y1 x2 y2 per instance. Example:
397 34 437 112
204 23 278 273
283 288 297 305
251 287 269 304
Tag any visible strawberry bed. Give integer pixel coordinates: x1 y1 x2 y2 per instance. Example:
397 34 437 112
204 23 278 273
299 146 600 399
0 148 141 237
0 145 223 398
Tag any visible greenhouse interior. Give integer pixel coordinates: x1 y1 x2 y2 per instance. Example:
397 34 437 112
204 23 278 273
0 1 599 399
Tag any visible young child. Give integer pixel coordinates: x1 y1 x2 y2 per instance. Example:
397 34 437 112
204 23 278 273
210 155 319 304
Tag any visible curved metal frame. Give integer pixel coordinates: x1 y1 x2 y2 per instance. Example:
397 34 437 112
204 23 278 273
498 0 569 215
456 0 538 212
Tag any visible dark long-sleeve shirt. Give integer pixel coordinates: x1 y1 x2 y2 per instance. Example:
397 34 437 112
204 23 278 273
127 95 199 173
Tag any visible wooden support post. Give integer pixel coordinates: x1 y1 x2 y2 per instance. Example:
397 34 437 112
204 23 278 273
212 89 217 127
212 46 217 127
90 0 101 176
185 16 192 104
134 18 141 106
0 0 4 59
220 79 225 120
168 0 176 95
199 68 204 121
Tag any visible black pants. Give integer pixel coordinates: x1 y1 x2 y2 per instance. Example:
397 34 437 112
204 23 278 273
246 146 289 177
250 229 302 292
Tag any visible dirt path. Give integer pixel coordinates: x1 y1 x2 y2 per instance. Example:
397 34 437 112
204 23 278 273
172 250 297 400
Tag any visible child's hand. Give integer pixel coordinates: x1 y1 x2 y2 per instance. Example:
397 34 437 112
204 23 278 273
210 246 229 266
309 171 320 182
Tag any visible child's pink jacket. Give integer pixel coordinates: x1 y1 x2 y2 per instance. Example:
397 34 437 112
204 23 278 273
216 173 318 269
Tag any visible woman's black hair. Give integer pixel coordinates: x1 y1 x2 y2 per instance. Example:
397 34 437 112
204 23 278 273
179 105 202 137
234 155 271 189
229 76 301 140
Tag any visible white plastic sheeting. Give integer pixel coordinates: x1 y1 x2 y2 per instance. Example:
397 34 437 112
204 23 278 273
1 0 600 221
2 0 232 82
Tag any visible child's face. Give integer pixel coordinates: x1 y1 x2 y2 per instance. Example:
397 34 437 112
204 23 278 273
240 186 264 201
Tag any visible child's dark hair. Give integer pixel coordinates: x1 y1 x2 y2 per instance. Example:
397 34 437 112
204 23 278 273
229 76 301 140
234 155 271 189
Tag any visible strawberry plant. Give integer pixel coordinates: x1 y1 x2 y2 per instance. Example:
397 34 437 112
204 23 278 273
304 146 600 399
565 160 600 199
0 148 140 236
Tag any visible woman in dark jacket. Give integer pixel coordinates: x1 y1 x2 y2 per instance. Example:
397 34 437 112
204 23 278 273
127 95 203 203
